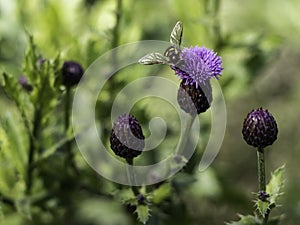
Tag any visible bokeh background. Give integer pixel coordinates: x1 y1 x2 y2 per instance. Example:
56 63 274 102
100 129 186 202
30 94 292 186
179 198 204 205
1 0 300 224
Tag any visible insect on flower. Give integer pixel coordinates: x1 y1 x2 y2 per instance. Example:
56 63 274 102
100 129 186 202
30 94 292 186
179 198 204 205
138 21 183 67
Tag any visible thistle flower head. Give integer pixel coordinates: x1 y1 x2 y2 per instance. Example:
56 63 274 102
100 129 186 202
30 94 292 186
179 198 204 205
242 108 278 148
173 46 223 87
110 114 145 159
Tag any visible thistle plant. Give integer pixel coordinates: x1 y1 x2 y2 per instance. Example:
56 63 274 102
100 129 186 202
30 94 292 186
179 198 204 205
135 21 224 223
61 60 84 173
227 108 284 225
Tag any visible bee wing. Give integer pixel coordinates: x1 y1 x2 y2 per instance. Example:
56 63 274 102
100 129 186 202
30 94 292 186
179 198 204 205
170 21 183 46
138 53 167 65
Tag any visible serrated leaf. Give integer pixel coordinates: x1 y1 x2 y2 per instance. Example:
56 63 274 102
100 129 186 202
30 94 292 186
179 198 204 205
135 205 150 224
1 72 23 107
38 135 74 161
226 214 261 225
255 199 270 217
151 183 171 204
113 189 135 205
0 113 28 194
266 165 285 204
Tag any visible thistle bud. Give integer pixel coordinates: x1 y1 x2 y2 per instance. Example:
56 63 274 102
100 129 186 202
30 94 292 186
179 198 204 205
177 79 212 115
18 75 33 92
242 108 278 148
61 61 84 87
110 114 145 159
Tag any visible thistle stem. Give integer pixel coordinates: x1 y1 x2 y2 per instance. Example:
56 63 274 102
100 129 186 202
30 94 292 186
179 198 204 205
64 87 78 175
64 87 71 135
257 147 266 192
175 114 196 156
126 158 140 196
257 147 270 225
26 108 41 195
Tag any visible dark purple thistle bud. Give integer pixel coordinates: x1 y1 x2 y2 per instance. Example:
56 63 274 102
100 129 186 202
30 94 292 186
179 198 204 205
242 108 278 148
258 191 270 202
177 79 212 115
110 114 145 159
61 61 84 87
18 75 33 92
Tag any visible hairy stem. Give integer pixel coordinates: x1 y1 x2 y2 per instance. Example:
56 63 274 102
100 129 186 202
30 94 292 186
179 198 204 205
126 158 140 196
26 108 41 195
64 87 78 175
175 114 196 156
257 147 270 225
257 147 266 192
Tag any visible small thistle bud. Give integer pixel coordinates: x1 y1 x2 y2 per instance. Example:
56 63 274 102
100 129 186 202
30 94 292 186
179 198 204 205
110 114 145 159
61 61 84 87
177 79 212 115
242 108 278 148
18 75 33 92
258 191 270 202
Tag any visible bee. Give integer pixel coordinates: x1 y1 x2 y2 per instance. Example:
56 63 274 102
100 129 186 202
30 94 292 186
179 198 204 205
138 21 183 66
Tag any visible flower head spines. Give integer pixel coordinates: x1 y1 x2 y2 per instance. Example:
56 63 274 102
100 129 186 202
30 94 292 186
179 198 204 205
177 79 212 115
110 114 145 159
173 46 223 87
242 108 278 148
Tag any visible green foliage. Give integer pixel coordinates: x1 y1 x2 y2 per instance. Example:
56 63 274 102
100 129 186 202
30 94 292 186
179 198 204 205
256 165 285 218
136 204 150 224
266 165 285 205
0 0 295 224
226 215 261 225
151 183 172 204
229 165 286 225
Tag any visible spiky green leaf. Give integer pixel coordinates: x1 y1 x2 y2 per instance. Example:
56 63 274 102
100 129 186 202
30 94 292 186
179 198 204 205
226 214 261 225
266 165 285 204
136 204 150 224
255 199 270 217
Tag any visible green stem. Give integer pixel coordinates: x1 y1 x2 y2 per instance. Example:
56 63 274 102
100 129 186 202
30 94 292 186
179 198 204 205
257 147 266 192
65 87 71 135
257 147 270 225
26 108 41 195
109 0 122 79
112 0 122 50
263 214 269 225
126 158 140 196
64 87 78 175
175 114 196 156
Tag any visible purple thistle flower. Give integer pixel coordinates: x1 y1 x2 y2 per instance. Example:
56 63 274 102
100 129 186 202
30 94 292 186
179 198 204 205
173 46 223 87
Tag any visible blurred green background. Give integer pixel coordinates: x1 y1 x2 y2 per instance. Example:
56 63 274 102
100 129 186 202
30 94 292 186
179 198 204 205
1 0 300 224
